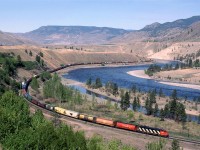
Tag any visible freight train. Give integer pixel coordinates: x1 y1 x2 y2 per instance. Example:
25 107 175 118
22 62 169 138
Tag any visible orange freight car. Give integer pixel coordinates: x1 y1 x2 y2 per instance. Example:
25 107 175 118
95 117 116 127
116 122 137 131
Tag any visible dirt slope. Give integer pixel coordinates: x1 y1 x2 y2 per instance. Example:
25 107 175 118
0 45 142 69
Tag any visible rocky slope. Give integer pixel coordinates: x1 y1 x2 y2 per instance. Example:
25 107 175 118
20 26 129 45
0 31 28 46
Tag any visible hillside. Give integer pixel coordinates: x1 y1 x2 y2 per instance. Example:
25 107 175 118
0 31 28 46
0 45 143 69
112 16 200 43
20 26 129 45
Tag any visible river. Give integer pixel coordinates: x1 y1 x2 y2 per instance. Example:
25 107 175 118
63 61 200 100
63 61 200 122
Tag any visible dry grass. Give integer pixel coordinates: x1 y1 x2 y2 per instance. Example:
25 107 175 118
154 68 200 84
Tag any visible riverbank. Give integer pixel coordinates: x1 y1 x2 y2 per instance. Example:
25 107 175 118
127 70 200 90
59 63 199 117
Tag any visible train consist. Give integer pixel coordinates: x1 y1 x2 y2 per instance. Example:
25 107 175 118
22 62 169 138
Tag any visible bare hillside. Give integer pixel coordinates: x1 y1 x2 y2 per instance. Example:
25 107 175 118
148 42 200 60
0 45 142 69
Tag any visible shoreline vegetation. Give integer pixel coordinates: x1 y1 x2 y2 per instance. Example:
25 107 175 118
59 64 199 117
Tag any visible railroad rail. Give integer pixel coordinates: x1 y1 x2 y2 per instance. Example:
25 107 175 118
28 96 200 145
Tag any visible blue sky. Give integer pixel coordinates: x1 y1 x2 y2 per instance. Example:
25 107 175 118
0 0 200 32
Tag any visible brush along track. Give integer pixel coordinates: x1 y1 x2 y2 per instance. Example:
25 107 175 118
27 96 200 145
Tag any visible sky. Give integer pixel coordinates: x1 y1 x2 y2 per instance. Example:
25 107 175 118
0 0 200 33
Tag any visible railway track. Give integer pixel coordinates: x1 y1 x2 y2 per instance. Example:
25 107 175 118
27 98 200 145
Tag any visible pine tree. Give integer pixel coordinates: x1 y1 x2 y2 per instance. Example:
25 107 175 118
154 103 159 117
145 97 153 115
121 92 130 111
137 96 140 108
160 108 165 121
170 90 177 119
188 59 193 68
149 90 156 103
124 92 130 111
17 55 22 66
164 103 170 118
132 97 137 111
95 78 102 88
112 83 118 96
120 95 125 111
35 55 41 63
175 102 186 122
29 51 32 56
86 77 92 87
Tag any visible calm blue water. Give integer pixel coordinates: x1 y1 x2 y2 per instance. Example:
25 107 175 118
63 61 200 100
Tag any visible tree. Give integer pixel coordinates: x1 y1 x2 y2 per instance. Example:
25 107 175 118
132 97 137 111
164 103 170 118
137 97 140 108
30 77 39 91
160 108 165 121
86 77 92 87
40 71 51 82
145 97 153 115
112 83 118 96
3 58 16 76
188 58 193 68
35 55 41 63
95 78 102 88
175 102 186 122
154 103 159 117
175 63 179 70
171 89 178 101
25 49 28 54
170 90 178 119
149 90 156 103
39 52 44 57
171 139 180 150
29 51 32 56
17 55 22 66
120 92 130 111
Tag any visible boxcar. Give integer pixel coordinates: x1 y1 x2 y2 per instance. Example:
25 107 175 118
54 107 66 115
64 110 79 118
37 101 46 108
95 118 116 127
46 104 54 111
31 99 38 105
116 122 137 131
79 114 96 122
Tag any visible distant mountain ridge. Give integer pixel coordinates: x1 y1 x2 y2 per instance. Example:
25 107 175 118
112 16 200 43
1 15 200 45
20 26 129 45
